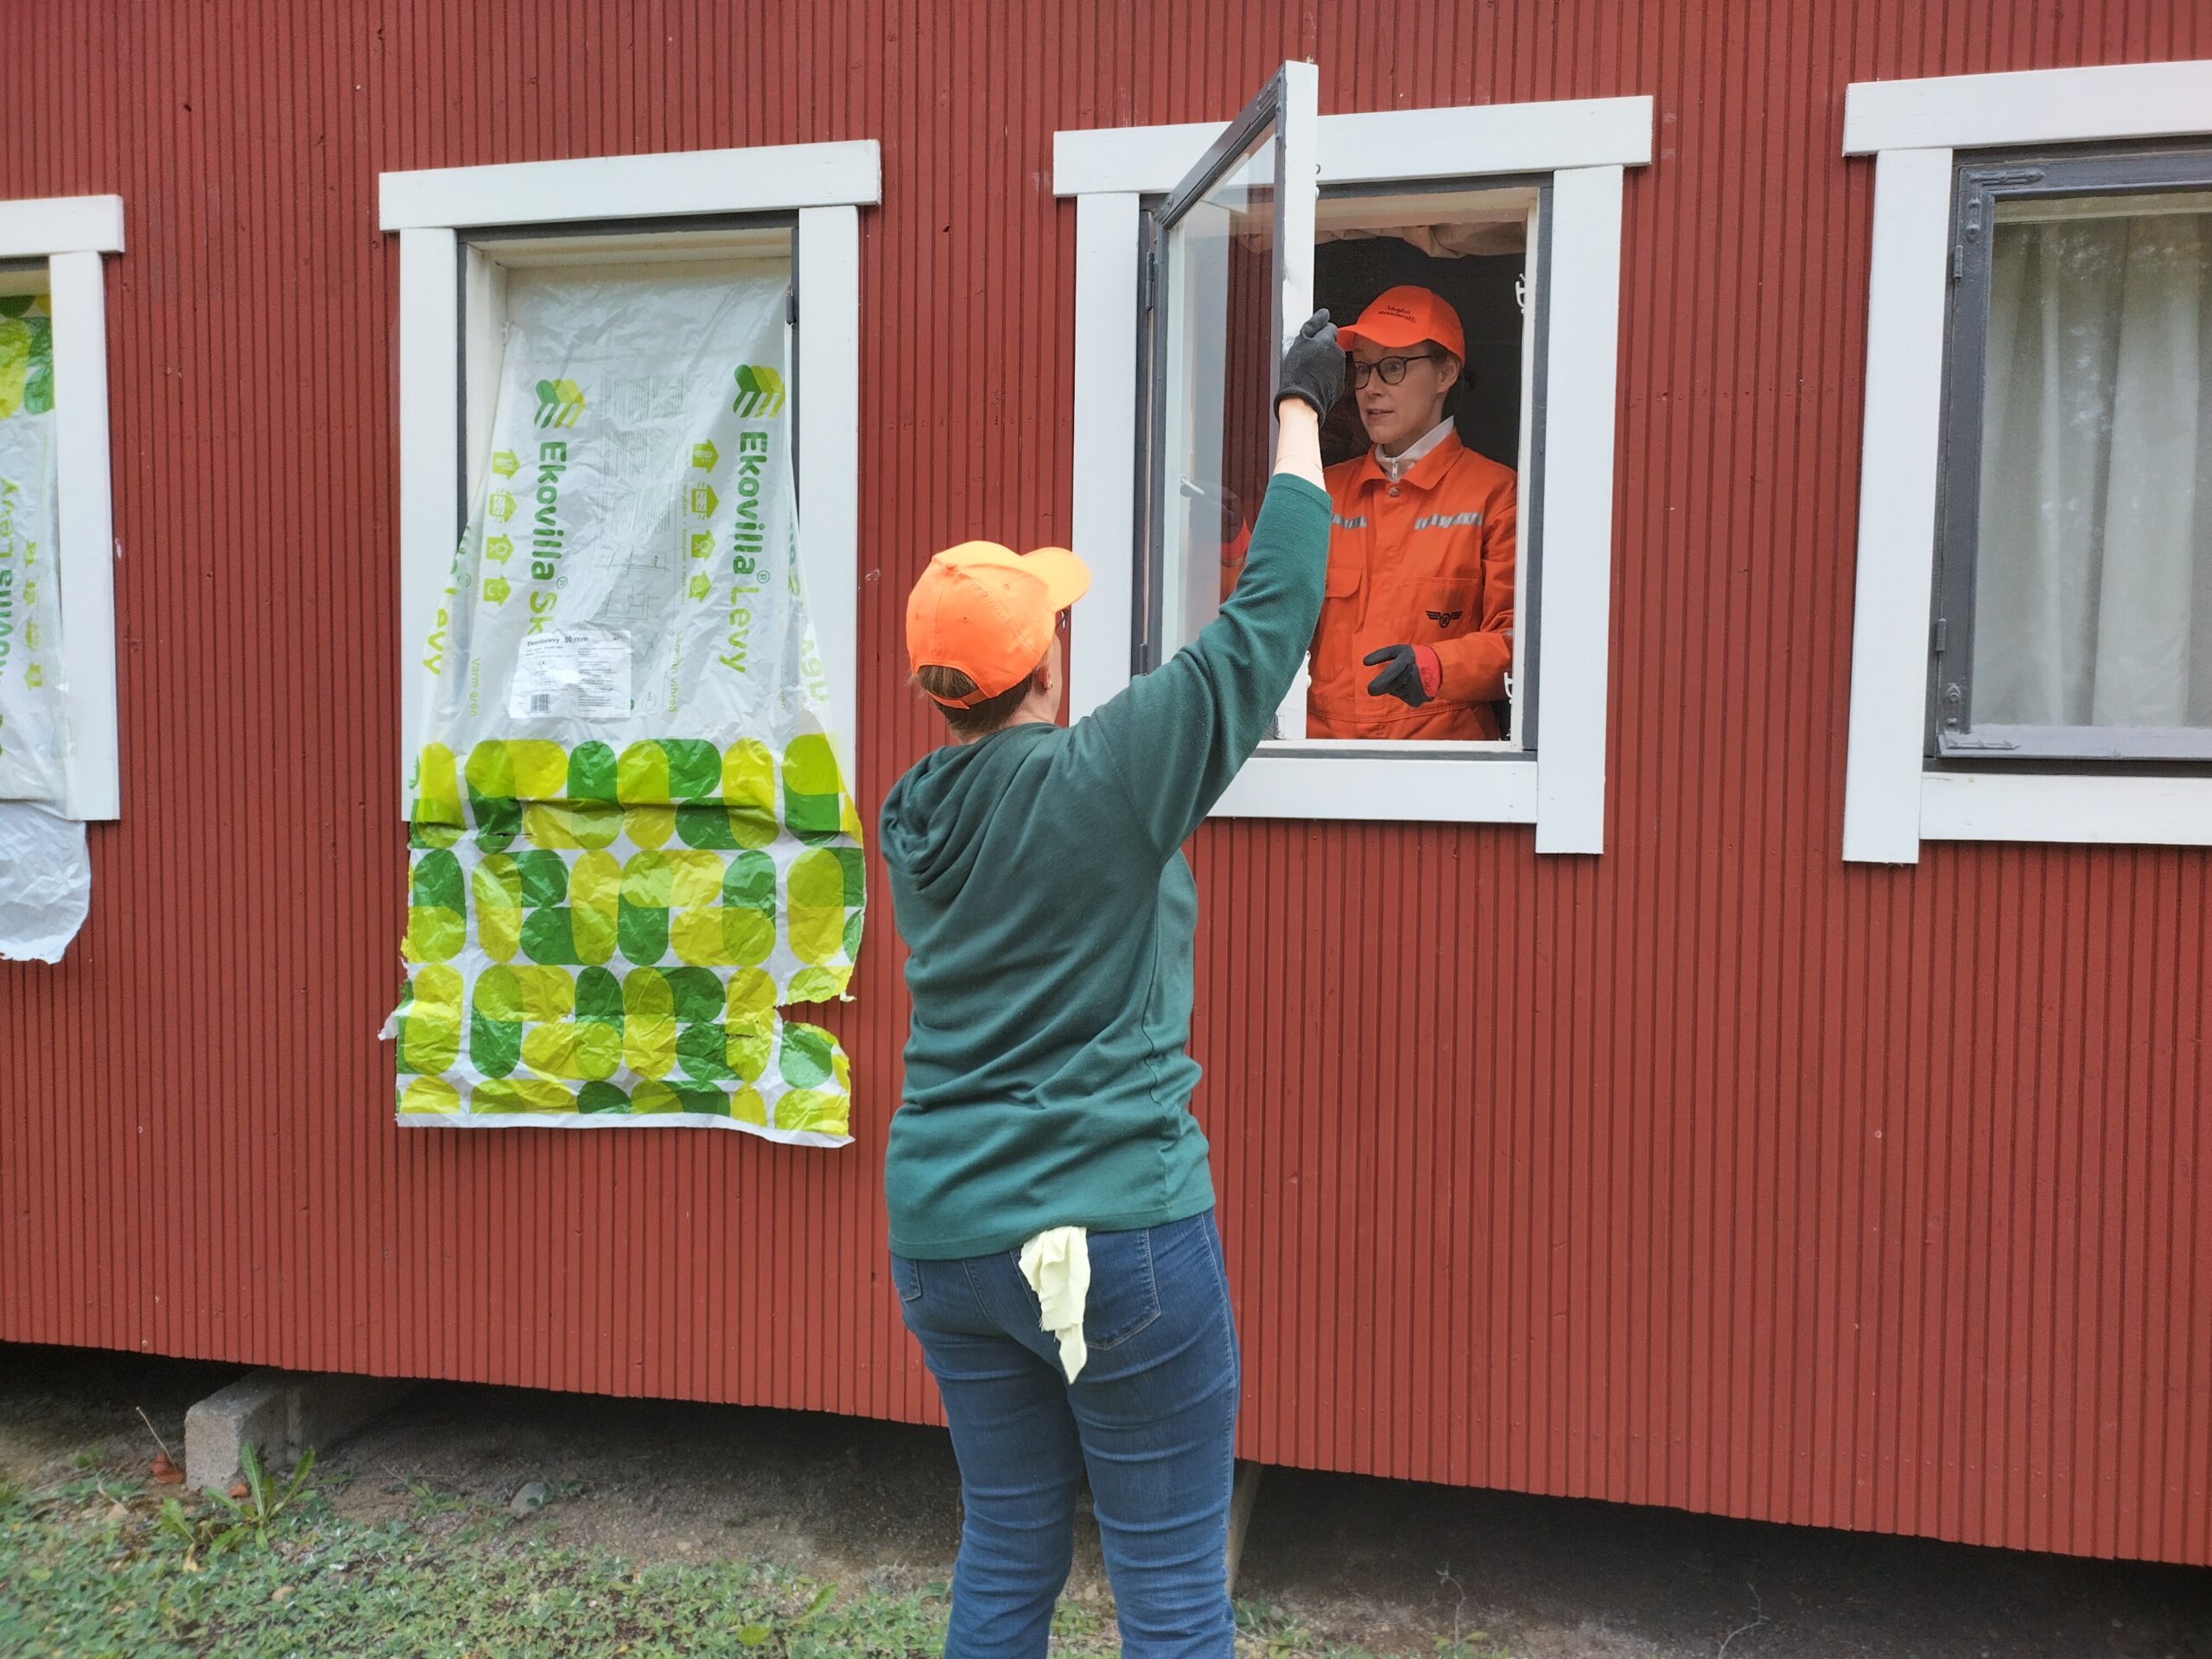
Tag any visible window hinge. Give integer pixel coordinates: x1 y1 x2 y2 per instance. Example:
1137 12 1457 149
1952 193 1987 284
1952 202 1978 283
1941 732 2021 753
1932 616 1948 655
1140 232 1159 315
786 285 798 326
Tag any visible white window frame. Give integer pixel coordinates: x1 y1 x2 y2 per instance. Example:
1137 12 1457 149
378 143 880 815
1057 98 1649 853
0 195 123 821
1840 60 2212 861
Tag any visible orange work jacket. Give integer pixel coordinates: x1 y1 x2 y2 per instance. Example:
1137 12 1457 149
1311 432 1516 741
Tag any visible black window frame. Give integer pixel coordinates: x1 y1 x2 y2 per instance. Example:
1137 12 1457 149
1131 174 1554 758
1928 143 2212 767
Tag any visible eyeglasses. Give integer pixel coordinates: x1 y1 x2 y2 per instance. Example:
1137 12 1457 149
1350 353 1444 388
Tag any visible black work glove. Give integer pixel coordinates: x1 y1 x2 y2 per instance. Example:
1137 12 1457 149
1363 643 1437 708
1275 308 1343 419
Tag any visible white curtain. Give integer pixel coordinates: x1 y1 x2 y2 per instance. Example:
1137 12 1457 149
1973 207 2212 729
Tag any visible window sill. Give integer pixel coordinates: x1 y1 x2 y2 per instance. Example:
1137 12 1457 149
1212 751 1537 823
1919 770 2212 848
1935 724 2212 765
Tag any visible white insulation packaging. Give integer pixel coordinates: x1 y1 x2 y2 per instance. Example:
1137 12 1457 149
0 294 89 963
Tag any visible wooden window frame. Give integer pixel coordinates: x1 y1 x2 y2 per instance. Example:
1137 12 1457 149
378 143 880 817
0 195 124 821
1840 60 2212 860
1056 98 1649 851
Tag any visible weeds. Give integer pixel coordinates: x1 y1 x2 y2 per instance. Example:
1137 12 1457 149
153 1493 246 1568
207 1440 315 1546
735 1580 836 1646
406 1474 472 1516
142 1439 319 1569
1236 1595 1398 1657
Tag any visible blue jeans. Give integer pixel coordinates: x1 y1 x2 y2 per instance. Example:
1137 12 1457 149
891 1211 1241 1659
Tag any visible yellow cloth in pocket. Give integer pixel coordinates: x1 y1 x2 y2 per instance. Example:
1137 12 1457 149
1018 1226 1091 1382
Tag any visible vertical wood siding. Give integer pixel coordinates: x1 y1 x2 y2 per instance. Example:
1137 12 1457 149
1 0 2204 1567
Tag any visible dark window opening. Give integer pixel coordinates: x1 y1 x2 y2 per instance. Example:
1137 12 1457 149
1313 237 1525 473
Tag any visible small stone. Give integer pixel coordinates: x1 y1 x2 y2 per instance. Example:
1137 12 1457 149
509 1480 550 1516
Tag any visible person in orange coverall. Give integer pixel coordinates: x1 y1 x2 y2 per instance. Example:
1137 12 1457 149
1311 284 1516 740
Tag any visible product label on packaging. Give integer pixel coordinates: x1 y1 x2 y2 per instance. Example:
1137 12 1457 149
508 628 632 721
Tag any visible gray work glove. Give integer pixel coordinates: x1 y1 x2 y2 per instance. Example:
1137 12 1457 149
1275 309 1343 419
1364 643 1440 707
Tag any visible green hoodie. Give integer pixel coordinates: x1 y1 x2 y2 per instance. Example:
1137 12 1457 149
879 475 1332 1259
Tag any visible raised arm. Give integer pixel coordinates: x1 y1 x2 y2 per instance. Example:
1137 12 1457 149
1076 314 1341 856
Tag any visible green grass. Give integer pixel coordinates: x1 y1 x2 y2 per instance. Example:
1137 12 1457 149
0 1459 1485 1658
0 1465 1017 1659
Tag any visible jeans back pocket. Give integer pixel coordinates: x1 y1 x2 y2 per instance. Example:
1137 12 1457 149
1081 1227 1162 1351
891 1255 925 1305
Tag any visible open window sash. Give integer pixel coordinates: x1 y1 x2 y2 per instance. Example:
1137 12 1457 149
1147 60 1319 739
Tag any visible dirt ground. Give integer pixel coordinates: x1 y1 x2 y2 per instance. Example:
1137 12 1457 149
2 1343 2206 1658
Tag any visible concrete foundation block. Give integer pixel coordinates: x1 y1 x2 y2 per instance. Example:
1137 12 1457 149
184 1370 415 1494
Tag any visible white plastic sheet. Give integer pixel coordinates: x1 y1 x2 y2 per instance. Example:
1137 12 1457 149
0 294 89 963
0 296 68 807
415 264 832 762
0 801 88 963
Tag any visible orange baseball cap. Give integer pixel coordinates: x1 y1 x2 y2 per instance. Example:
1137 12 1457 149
907 541 1092 706
1338 284 1465 361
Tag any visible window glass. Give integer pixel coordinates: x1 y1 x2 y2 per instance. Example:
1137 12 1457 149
1156 133 1281 657
1969 190 2212 738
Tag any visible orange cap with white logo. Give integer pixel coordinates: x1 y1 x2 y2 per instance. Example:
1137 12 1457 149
906 541 1092 706
1338 284 1465 361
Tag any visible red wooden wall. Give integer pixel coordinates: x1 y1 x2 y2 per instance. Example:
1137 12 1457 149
2 0 2206 1567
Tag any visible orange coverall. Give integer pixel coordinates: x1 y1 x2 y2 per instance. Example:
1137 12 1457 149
1311 431 1516 741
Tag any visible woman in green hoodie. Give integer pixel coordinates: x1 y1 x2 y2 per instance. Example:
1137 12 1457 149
878 312 1344 1659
